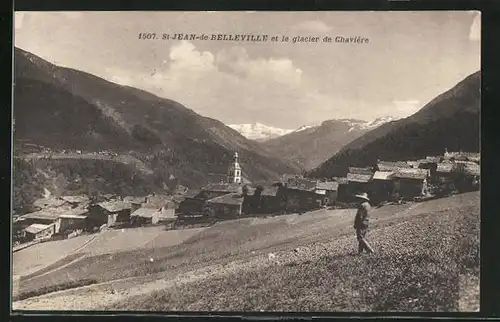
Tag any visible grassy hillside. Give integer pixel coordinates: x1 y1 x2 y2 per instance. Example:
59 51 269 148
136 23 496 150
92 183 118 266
110 195 478 311
310 71 480 177
13 48 300 207
14 192 479 311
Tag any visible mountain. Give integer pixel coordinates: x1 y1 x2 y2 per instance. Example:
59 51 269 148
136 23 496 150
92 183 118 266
309 71 480 178
228 123 294 142
261 117 397 170
13 47 300 209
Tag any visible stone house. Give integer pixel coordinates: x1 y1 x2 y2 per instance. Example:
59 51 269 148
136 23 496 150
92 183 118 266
23 223 56 241
370 171 395 203
314 181 339 206
392 168 430 199
205 193 245 219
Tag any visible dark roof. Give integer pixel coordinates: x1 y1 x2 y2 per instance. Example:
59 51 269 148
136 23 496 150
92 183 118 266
316 181 339 191
286 178 317 191
202 183 241 193
377 161 411 172
348 167 373 175
261 186 280 196
393 168 429 180
347 173 373 183
206 193 244 205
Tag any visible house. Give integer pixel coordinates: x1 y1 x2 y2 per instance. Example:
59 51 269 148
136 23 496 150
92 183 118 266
346 172 373 202
20 206 75 233
205 193 245 219
370 171 395 203
284 178 323 212
418 158 439 176
23 223 56 241
250 185 287 214
177 190 205 216
453 161 480 192
333 177 349 202
392 168 429 199
158 208 177 224
435 162 456 194
57 207 90 233
198 182 242 200
130 207 161 225
92 201 132 227
315 181 339 206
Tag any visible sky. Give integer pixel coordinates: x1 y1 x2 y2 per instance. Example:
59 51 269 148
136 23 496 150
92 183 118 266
14 11 480 129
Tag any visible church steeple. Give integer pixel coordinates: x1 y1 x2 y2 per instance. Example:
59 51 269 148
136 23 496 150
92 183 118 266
227 152 242 183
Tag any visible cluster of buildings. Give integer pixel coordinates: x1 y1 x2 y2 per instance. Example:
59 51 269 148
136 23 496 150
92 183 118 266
13 149 480 244
333 149 480 204
177 149 481 219
13 192 182 243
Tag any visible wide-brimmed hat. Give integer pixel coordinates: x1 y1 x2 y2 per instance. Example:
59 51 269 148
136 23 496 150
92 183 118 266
355 192 370 201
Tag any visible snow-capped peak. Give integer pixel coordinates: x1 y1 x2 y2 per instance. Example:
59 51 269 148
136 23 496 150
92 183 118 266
228 122 294 141
339 116 398 132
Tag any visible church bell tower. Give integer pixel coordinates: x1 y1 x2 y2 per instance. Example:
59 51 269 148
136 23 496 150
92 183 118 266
227 152 242 184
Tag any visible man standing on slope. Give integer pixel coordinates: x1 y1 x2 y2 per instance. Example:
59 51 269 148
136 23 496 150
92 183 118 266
354 192 375 255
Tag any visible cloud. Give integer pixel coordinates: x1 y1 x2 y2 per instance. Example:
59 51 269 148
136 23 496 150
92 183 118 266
469 12 480 41
392 100 421 117
293 20 332 34
216 46 302 87
169 40 216 72
102 41 313 127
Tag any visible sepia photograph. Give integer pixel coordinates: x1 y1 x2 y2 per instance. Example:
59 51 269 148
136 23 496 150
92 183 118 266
11 11 480 312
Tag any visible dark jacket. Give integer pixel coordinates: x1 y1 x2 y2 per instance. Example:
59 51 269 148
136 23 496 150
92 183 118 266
354 201 371 228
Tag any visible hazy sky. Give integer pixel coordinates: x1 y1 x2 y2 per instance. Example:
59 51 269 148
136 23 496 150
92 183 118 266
15 11 480 129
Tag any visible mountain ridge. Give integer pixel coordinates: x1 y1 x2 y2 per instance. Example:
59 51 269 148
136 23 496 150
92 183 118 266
259 117 397 170
309 71 480 178
13 47 300 210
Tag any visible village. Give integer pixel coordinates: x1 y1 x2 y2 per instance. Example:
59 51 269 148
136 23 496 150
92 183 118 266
12 148 480 250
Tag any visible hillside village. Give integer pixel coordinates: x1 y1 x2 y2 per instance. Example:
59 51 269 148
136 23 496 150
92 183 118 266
13 148 480 250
